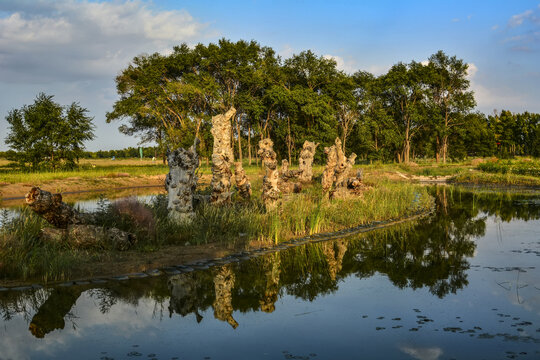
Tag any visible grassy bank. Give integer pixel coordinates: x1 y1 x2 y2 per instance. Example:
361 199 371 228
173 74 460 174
450 172 540 187
0 180 432 283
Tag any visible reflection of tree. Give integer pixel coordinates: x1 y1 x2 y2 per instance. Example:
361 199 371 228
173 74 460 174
213 265 238 328
29 287 82 338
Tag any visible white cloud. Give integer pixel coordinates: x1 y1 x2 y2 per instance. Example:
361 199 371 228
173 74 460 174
508 9 534 27
400 346 443 360
323 54 358 74
0 0 211 83
466 63 478 78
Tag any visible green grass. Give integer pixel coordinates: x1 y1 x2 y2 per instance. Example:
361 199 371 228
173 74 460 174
476 159 540 177
449 171 540 187
0 180 432 282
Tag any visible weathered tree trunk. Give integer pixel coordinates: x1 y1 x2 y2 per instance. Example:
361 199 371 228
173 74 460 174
213 265 238 329
25 187 83 228
210 107 236 204
235 114 243 163
234 162 252 201
278 159 302 193
258 138 280 211
334 144 357 188
298 140 319 183
26 187 136 250
165 138 200 223
322 144 338 193
248 123 252 166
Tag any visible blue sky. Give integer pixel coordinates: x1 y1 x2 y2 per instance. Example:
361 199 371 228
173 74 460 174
1 0 539 151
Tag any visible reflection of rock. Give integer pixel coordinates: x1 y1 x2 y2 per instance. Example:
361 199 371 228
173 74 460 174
168 273 203 322
234 162 252 201
298 140 319 183
165 138 200 223
29 287 82 338
258 138 280 210
323 240 348 281
211 107 236 204
213 265 238 328
260 253 281 313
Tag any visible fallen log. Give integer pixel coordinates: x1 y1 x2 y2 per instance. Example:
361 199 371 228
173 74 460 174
26 187 136 250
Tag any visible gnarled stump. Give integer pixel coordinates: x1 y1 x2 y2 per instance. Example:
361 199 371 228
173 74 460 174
298 140 319 183
26 187 136 250
279 160 302 193
258 138 280 211
322 144 337 193
210 107 236 204
40 225 136 251
165 138 200 223
234 162 251 201
25 187 83 228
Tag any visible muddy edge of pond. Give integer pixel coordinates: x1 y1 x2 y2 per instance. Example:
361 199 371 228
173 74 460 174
0 206 433 291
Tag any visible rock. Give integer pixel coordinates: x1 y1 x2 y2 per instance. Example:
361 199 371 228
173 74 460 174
40 225 136 251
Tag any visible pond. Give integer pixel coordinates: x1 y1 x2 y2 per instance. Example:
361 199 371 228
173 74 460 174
0 187 539 360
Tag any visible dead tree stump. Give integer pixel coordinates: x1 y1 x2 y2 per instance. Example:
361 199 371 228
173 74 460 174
234 162 252 201
26 187 136 250
322 144 338 193
165 138 200 223
298 140 319 183
210 107 236 204
25 187 83 228
258 138 280 211
279 160 302 193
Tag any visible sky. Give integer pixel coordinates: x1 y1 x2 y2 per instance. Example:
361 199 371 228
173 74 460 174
1 0 540 151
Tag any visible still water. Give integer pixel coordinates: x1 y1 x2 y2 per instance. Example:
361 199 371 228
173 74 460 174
1 187 539 360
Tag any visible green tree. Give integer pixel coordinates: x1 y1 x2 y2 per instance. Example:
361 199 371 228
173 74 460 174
5 93 95 170
425 51 476 163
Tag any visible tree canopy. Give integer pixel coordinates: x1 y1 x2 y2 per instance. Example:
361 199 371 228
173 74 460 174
5 93 95 170
107 39 539 163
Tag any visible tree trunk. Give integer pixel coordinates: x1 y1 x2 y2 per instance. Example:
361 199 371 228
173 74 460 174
442 135 448 163
248 123 252 166
236 114 243 164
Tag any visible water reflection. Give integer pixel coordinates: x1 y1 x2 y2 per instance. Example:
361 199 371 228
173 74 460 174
0 187 538 342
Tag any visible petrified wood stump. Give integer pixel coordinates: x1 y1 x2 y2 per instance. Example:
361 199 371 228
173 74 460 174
279 160 302 193
298 140 319 183
25 187 83 229
26 187 136 250
322 144 338 193
165 138 200 223
234 162 252 201
258 138 280 210
210 107 236 204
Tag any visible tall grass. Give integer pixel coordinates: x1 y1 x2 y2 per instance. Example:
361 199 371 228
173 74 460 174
1 178 432 282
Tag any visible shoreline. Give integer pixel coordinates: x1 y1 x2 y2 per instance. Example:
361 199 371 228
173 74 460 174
0 206 432 290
